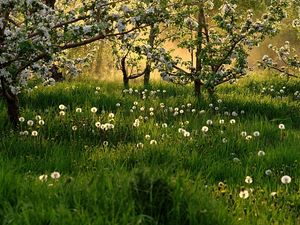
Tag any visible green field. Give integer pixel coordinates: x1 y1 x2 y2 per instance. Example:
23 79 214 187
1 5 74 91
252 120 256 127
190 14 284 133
1 75 300 225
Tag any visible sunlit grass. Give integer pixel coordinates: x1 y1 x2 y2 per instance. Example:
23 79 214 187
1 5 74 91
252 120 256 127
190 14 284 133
0 75 300 225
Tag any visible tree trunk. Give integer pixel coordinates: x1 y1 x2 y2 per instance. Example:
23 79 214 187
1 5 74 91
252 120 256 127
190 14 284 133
143 24 156 87
123 75 129 89
1 79 20 128
194 3 206 98
144 64 151 87
194 80 201 97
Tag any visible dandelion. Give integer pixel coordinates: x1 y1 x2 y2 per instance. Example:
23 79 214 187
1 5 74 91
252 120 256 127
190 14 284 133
95 122 101 128
59 111 65 116
199 110 205 114
278 124 285 130
183 131 190 137
206 120 213 125
116 103 121 107
39 174 48 182
229 119 236 124
96 86 101 91
91 107 98 113
245 135 252 141
150 112 154 116
31 131 38 137
201 126 209 133
35 115 42 120
258 150 265 157
219 119 225 124
179 109 184 114
51 171 61 179
222 138 228 143
59 104 66 110
136 143 144 148
145 134 151 140
265 169 272 176
191 109 196 113
270 192 277 197
245 176 253 184
241 131 247 137
72 126 78 131
133 119 140 127
239 189 249 199
108 113 115 119
232 111 238 117
23 131 29 136
103 141 109 147
19 117 25 122
38 120 45 126
27 120 34 126
140 107 145 111
233 157 240 163
76 108 82 113
281 175 291 184
253 131 260 137
162 123 168 128
134 101 138 106
150 140 157 145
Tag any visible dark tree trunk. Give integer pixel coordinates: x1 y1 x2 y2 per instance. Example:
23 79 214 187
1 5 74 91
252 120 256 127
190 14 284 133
194 3 206 98
123 76 129 89
1 79 20 128
121 56 129 89
144 64 151 87
143 24 156 87
194 80 201 97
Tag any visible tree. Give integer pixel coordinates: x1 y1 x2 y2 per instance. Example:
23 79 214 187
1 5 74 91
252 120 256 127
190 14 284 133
259 0 300 78
153 0 288 97
111 1 174 88
0 0 165 127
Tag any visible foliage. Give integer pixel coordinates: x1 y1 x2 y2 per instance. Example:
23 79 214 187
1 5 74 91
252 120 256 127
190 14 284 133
151 0 288 95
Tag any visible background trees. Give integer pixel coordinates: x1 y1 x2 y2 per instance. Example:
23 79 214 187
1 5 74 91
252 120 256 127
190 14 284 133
0 0 296 127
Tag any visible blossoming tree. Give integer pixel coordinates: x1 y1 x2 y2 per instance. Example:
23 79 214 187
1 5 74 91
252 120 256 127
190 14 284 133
0 0 167 127
259 0 300 79
154 0 288 97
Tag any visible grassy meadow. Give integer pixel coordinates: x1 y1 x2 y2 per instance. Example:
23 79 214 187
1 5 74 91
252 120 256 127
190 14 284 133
0 74 300 225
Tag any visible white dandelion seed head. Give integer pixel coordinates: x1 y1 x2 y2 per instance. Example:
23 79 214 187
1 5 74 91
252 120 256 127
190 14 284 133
201 126 209 133
59 104 66 110
281 175 291 184
76 108 82 113
51 171 61 179
27 120 34 126
150 140 157 145
245 176 253 184
39 174 48 182
265 169 272 176
253 131 260 137
278 124 285 130
206 120 213 125
91 107 98 113
239 190 249 199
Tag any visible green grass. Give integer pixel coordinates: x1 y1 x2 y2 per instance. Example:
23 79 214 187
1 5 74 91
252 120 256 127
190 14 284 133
0 76 300 225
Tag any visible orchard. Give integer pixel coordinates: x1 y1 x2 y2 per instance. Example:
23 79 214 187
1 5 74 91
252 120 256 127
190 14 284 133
1 1 300 224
